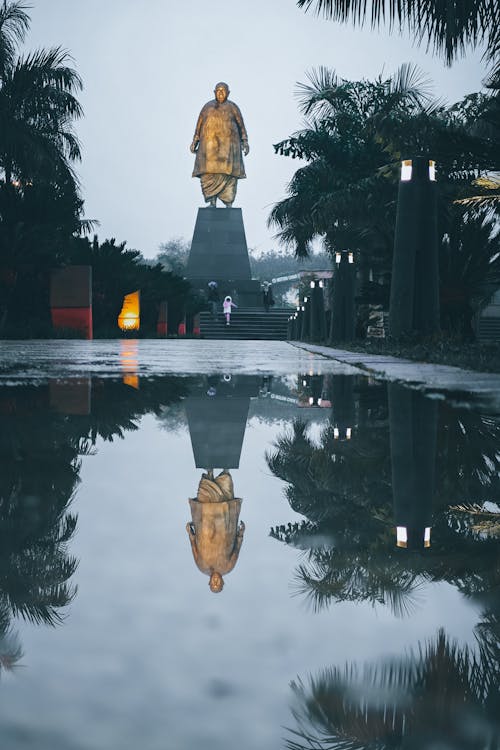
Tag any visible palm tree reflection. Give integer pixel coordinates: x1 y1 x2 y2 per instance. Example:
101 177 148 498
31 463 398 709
268 378 500 624
286 629 500 750
0 376 189 670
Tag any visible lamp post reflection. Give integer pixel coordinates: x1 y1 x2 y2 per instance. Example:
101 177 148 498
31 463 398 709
389 384 436 550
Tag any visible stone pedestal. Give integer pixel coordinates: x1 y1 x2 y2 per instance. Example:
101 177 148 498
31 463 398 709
186 207 261 307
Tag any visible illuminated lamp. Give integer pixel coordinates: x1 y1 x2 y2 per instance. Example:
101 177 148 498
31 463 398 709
310 280 315 288
333 427 340 439
319 280 324 288
401 159 412 181
308 396 314 405
396 526 408 548
348 252 354 264
335 252 341 264
118 291 140 331
424 527 431 548
346 427 352 439
401 158 436 182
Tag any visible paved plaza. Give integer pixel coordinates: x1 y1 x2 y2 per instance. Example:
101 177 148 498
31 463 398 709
1 339 500 410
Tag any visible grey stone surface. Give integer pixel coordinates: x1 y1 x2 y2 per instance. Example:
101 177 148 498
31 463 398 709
293 342 500 410
186 207 251 280
0 340 359 381
2 340 498 411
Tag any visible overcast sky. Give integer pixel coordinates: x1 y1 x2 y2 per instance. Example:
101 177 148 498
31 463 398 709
26 0 487 259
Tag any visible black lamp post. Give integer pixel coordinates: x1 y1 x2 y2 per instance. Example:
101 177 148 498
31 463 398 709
309 279 327 342
389 157 440 338
389 384 436 550
331 251 356 342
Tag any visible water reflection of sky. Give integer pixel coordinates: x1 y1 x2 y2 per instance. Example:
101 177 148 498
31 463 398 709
0 371 497 750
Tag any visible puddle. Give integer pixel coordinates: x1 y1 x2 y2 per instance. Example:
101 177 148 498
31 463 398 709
0 365 498 749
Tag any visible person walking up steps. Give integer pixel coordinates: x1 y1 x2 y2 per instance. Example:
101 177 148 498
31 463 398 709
223 295 237 326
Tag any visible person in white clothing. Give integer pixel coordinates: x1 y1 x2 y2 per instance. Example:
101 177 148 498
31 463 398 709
223 295 237 326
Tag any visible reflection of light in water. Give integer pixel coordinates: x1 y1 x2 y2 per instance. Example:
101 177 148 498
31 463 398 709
396 526 432 549
120 340 139 389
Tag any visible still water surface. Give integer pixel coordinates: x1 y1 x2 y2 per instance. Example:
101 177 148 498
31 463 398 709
0 351 498 749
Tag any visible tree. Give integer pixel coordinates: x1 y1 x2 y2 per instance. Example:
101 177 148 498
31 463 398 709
69 235 194 336
270 65 500 337
154 237 191 276
0 1 87 334
286 629 499 750
296 0 500 67
269 65 441 270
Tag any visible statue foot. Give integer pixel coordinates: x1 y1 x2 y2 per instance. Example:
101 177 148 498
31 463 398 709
224 202 233 208
208 198 216 207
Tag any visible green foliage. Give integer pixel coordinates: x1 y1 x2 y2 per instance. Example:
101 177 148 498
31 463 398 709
69 235 193 336
270 64 500 339
286 629 499 750
296 0 500 67
154 237 191 276
0 1 88 334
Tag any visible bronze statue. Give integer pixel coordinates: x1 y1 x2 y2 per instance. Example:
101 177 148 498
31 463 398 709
190 82 249 208
186 470 245 592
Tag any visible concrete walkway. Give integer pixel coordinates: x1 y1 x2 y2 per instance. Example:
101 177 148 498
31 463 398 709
293 342 500 410
1 339 499 409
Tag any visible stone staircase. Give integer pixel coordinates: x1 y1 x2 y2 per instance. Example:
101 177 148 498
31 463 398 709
199 307 292 340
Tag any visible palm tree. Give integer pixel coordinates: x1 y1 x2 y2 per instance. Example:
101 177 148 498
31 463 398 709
269 64 437 268
270 65 499 337
286 628 499 750
0 2 87 334
0 1 83 186
296 0 500 67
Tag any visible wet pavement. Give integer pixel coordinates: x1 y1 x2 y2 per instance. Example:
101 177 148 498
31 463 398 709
295 342 500 410
0 339 358 380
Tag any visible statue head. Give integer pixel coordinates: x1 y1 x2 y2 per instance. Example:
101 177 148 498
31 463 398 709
209 571 224 593
214 82 229 104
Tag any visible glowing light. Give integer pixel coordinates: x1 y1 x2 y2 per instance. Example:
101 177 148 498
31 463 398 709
335 252 341 264
308 396 314 405
401 159 412 181
317 398 322 406
428 160 436 181
424 527 431 548
348 252 354 264
396 526 408 548
346 427 352 439
319 280 324 288
333 427 340 439
310 280 315 288
118 291 140 331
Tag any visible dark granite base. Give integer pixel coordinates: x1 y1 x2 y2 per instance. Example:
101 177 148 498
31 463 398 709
186 207 251 280
186 207 261 306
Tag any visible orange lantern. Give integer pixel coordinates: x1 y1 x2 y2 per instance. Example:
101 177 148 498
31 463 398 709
118 290 140 331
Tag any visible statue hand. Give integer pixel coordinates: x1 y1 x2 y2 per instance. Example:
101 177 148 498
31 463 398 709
238 520 246 535
190 140 199 153
242 142 249 156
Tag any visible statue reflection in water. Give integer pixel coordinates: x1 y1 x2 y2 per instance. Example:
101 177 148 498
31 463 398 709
186 469 245 593
184 375 259 592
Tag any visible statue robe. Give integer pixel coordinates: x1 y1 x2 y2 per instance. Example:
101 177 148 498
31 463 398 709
192 100 247 178
187 498 243 576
